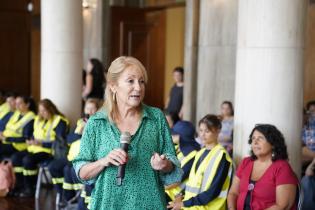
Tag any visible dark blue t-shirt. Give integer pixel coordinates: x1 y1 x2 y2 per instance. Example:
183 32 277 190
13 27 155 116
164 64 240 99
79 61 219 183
167 84 183 115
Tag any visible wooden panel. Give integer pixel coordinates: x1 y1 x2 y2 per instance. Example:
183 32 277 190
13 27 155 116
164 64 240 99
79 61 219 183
31 15 41 102
30 0 41 102
110 7 166 108
304 4 315 104
0 0 29 12
0 1 31 95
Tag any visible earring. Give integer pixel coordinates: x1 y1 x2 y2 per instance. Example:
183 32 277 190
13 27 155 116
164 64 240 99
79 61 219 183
271 151 275 159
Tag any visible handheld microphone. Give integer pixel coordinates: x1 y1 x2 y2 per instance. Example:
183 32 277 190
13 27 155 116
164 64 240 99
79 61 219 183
116 132 131 186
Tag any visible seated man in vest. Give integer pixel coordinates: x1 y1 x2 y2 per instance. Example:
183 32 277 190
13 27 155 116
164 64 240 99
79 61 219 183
48 98 100 209
168 114 232 210
165 120 200 201
0 95 36 161
11 99 68 197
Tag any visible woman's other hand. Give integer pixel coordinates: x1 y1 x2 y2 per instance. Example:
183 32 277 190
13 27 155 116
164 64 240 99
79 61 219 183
150 153 173 172
33 140 42 146
26 139 33 145
0 132 4 141
167 198 183 210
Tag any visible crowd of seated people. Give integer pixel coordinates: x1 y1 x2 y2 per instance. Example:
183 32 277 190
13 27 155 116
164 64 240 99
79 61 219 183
164 100 304 210
48 98 101 209
0 90 312 209
0 92 102 210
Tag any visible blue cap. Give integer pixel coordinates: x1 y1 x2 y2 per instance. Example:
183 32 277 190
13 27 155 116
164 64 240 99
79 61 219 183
172 121 195 143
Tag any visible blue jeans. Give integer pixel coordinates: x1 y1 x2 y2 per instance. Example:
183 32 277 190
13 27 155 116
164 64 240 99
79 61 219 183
301 175 315 210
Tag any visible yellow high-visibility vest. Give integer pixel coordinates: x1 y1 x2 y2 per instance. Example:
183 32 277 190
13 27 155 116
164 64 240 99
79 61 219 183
27 115 68 154
3 111 35 151
183 144 232 210
67 140 81 161
0 102 10 119
74 119 85 134
165 149 197 200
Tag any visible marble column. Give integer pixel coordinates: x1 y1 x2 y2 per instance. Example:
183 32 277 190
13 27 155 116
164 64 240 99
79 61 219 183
41 0 83 124
195 0 238 122
83 0 105 68
183 0 200 123
234 0 306 174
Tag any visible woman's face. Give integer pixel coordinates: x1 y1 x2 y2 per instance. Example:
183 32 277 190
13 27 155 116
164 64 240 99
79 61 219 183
84 102 98 116
251 130 273 158
113 65 145 109
86 60 93 73
38 104 51 120
198 123 219 146
6 96 16 111
16 97 29 113
221 103 232 117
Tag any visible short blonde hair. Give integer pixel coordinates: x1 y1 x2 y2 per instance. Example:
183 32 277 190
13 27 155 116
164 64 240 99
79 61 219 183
104 56 148 122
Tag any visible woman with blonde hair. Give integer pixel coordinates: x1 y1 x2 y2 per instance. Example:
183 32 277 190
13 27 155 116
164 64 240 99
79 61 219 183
73 56 182 210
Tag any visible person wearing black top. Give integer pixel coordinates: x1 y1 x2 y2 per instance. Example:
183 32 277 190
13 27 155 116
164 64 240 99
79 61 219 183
82 58 106 100
165 67 184 120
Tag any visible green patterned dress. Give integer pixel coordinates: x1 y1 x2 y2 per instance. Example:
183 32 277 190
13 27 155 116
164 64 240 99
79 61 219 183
73 104 182 210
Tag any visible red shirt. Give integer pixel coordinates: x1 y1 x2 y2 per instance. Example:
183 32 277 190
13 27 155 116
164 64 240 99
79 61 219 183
236 157 298 210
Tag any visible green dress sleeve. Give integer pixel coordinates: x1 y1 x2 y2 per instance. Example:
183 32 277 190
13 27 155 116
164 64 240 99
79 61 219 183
72 118 98 185
157 110 183 186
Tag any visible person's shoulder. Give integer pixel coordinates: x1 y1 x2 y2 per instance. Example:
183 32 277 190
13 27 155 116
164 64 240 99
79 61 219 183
142 104 164 119
239 156 253 168
84 108 109 132
272 159 298 183
272 159 292 169
88 107 108 121
271 159 296 177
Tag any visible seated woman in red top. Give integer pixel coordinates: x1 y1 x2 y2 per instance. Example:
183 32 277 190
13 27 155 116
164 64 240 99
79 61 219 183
227 124 298 210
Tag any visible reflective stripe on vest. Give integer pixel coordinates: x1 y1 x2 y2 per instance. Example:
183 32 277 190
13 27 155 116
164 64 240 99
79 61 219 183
165 150 197 200
14 166 24 173
23 168 38 176
180 150 197 167
52 177 64 185
183 144 232 210
0 102 10 119
85 196 91 203
3 111 35 138
63 182 83 191
81 189 86 198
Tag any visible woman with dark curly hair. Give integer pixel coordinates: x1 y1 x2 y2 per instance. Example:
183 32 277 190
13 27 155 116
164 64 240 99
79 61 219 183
227 124 298 210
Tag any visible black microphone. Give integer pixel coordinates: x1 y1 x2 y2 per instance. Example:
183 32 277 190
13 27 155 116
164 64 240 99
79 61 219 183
116 132 131 186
